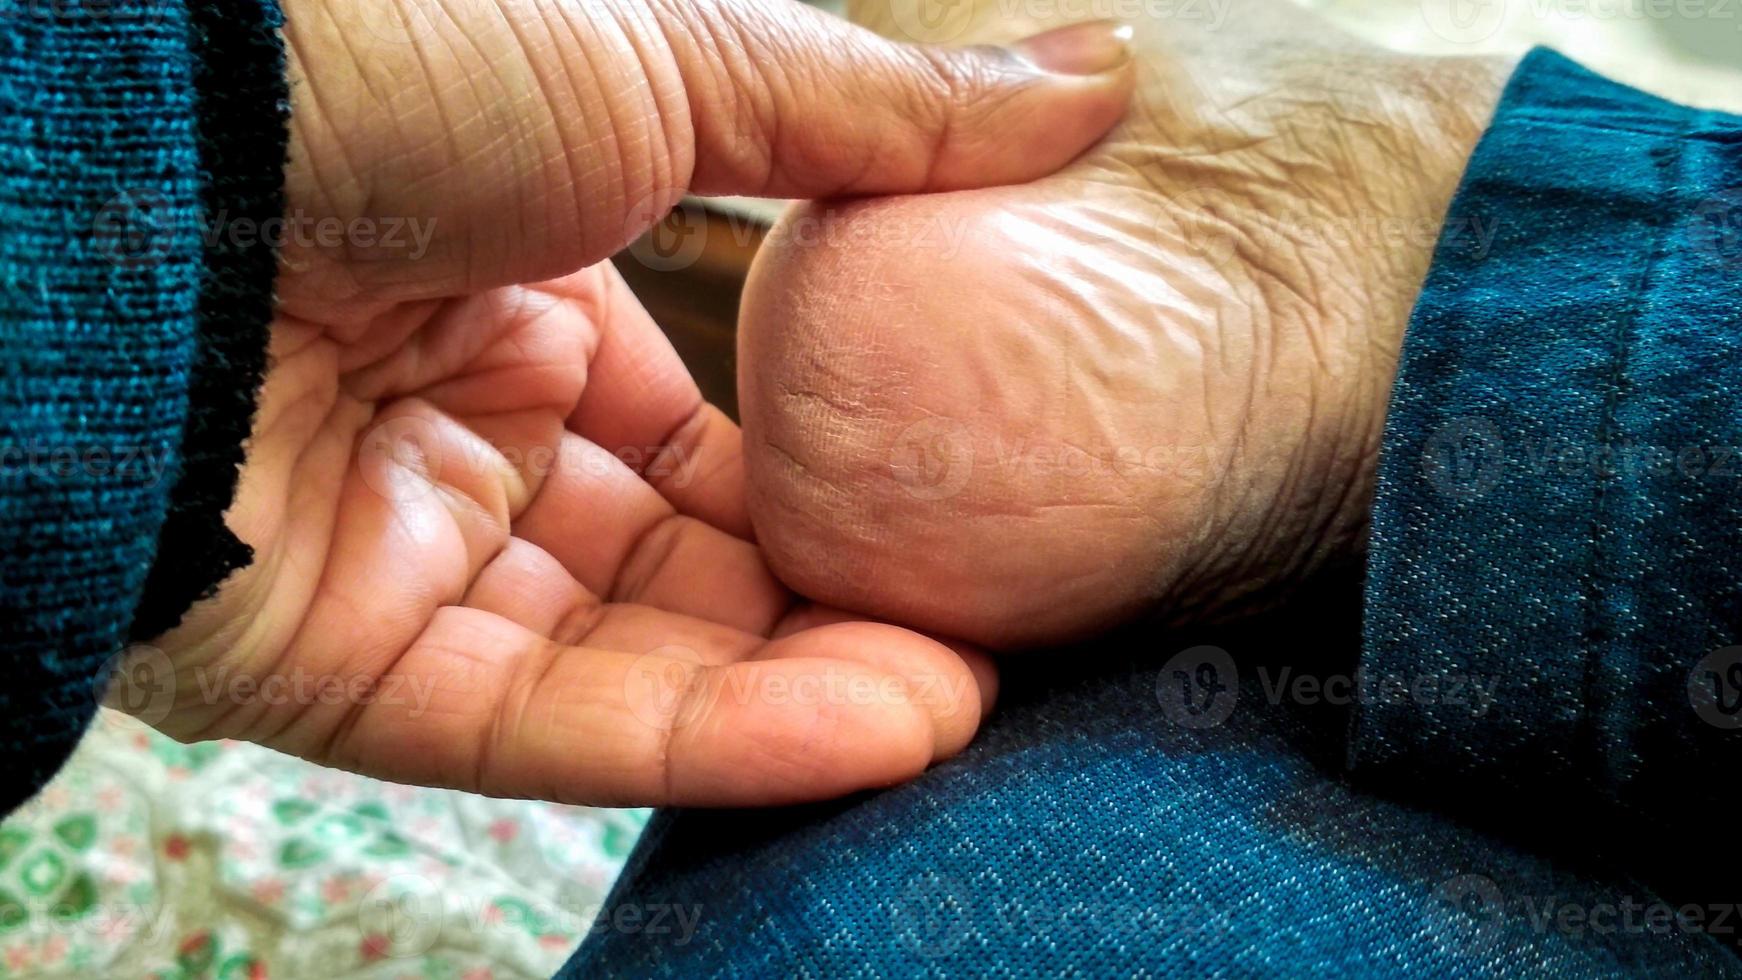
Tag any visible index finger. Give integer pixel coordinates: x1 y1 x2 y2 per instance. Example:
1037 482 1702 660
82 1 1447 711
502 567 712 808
566 264 754 538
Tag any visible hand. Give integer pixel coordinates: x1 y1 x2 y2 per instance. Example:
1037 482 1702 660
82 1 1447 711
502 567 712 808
740 0 1515 648
135 0 1134 805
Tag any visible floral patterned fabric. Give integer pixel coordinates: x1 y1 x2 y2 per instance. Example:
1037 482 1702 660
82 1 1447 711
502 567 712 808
0 711 645 979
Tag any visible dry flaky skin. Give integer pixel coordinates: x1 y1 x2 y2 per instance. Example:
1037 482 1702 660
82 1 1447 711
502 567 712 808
741 0 1515 648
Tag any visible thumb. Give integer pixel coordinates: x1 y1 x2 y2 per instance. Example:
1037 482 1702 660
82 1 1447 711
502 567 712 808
652 3 1136 199
279 0 1133 306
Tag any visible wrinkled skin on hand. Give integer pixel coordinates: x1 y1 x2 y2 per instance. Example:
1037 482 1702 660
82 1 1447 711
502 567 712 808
136 0 1139 806
741 0 1514 648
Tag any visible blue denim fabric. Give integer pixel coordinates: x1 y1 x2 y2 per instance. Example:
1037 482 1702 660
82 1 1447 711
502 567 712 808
1354 49 1742 886
563 49 1742 977
563 600 1738 976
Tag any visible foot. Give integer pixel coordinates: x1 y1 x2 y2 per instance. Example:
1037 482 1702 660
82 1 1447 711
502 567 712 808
739 0 1514 647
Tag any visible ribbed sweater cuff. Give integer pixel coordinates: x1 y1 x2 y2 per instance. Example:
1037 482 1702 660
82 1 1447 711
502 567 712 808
130 0 290 640
0 0 287 818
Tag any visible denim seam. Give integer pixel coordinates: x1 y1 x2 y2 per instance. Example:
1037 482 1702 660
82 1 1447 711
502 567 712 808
1574 131 1682 801
1500 114 1737 143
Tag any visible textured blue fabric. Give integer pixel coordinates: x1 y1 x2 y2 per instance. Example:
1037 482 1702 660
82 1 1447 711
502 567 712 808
563 599 1739 977
1353 49 1742 896
0 0 287 815
565 49 1742 977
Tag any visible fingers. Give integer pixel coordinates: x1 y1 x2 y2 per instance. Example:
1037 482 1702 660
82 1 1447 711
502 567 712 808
323 607 983 807
754 616 993 739
775 604 1000 722
462 537 763 663
650 1 1137 198
463 538 986 743
512 429 787 634
567 266 753 537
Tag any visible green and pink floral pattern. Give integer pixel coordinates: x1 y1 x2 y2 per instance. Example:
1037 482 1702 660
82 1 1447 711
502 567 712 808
0 711 646 978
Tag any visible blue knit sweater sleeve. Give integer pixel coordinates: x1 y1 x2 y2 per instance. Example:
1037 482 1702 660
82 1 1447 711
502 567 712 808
0 1 287 815
1355 50 1742 846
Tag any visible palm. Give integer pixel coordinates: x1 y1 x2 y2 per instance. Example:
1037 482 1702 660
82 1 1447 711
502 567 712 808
151 266 988 806
118 0 1143 805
